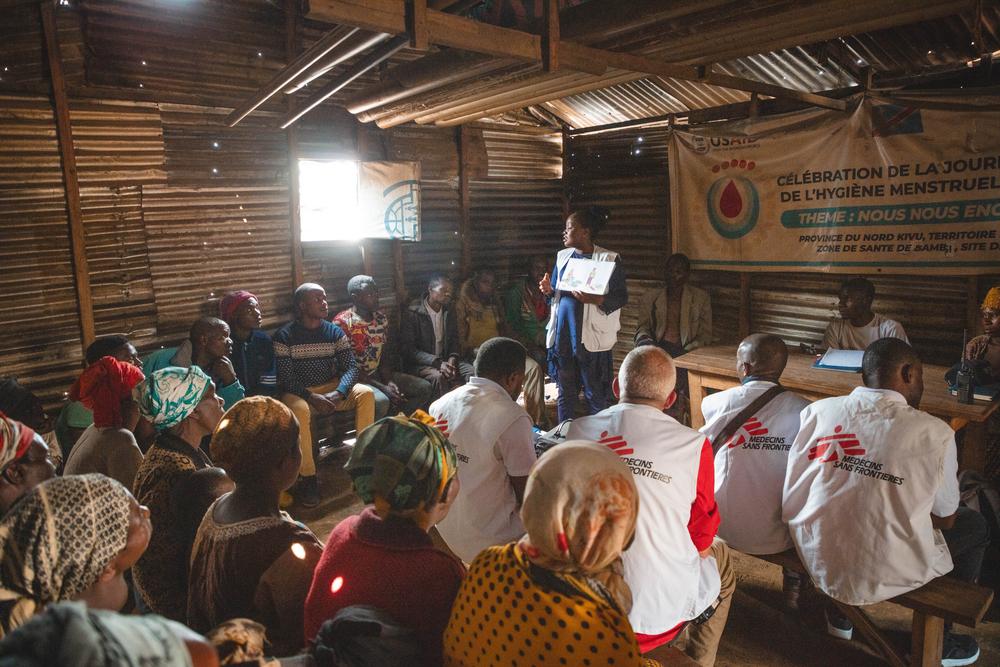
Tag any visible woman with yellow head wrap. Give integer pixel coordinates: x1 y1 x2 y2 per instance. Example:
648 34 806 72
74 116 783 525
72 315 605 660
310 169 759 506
303 412 464 666
965 286 1000 480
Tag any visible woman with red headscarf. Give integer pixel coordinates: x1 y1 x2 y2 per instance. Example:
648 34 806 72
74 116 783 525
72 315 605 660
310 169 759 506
63 356 148 488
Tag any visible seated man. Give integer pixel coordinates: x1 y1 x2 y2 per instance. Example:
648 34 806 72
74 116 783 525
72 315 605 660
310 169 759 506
700 334 809 555
401 274 473 399
144 316 245 409
822 277 907 350
334 275 432 419
503 255 550 365
53 334 144 458
783 338 986 664
274 283 375 508
0 413 56 516
429 337 536 563
457 270 546 427
219 290 277 397
547 346 733 666
634 253 712 405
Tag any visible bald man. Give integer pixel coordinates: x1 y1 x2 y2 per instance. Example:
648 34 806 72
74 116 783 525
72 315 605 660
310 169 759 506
143 316 245 409
700 334 810 556
542 346 733 666
783 339 985 662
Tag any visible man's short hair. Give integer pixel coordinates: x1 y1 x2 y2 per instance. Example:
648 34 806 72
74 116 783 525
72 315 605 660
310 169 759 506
85 335 130 366
190 316 227 341
862 337 919 387
347 275 376 295
841 277 875 301
619 346 676 403
665 253 691 271
474 337 526 380
293 282 324 309
427 273 450 290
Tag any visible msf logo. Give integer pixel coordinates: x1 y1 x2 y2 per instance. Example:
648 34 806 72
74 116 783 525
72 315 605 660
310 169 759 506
599 431 634 457
433 418 450 437
724 416 768 449
807 425 865 464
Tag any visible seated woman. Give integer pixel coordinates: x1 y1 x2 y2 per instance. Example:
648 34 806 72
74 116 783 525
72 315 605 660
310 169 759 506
966 286 1000 481
0 473 152 637
304 413 464 666
443 440 657 667
187 396 322 656
0 414 55 517
132 366 225 621
63 356 149 488
0 602 218 667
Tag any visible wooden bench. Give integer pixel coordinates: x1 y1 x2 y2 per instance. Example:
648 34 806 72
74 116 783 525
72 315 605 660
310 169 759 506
753 550 993 667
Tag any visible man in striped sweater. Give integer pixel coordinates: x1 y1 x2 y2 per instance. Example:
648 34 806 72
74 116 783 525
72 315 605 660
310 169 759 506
274 283 375 507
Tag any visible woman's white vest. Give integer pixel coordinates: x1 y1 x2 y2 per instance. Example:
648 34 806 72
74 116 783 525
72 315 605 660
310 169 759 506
545 245 621 353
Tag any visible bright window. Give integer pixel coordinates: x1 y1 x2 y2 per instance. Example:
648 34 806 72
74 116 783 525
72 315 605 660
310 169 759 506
298 159 362 242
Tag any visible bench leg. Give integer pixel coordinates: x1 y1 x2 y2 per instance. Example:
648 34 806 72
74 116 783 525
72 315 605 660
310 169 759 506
688 372 706 429
834 602 907 667
910 611 944 667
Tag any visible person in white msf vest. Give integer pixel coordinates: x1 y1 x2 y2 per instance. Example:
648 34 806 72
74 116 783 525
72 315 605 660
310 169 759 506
545 346 734 667
782 338 987 667
429 337 537 563
699 334 810 609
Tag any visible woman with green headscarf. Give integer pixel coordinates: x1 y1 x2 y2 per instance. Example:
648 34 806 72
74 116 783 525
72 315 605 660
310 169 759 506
304 412 464 667
131 366 226 621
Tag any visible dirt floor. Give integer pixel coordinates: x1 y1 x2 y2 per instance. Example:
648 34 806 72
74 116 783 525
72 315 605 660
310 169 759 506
296 444 1000 666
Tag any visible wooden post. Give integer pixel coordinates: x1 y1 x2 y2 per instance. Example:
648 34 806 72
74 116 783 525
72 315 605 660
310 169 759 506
561 128 571 219
407 0 428 50
739 272 752 338
748 92 760 119
457 125 472 278
911 611 945 667
966 276 981 337
542 0 559 72
392 239 407 307
286 0 304 287
41 0 95 351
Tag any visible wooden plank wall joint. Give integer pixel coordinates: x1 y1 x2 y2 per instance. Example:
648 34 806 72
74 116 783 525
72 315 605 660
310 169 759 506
739 272 752 339
458 125 472 277
286 0 305 288
41 0 96 351
407 0 428 50
542 0 560 72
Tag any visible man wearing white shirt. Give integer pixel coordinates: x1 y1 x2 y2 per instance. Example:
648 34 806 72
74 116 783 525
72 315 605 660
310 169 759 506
546 346 733 666
700 335 810 610
822 277 908 350
429 337 537 563
783 338 986 666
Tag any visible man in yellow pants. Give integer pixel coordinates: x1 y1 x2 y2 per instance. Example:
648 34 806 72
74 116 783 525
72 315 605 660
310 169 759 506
274 283 374 507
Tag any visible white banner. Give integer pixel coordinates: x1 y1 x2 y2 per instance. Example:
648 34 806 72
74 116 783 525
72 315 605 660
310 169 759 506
668 93 1000 274
359 161 421 241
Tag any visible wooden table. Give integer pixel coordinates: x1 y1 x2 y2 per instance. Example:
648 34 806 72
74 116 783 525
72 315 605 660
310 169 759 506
674 345 1000 471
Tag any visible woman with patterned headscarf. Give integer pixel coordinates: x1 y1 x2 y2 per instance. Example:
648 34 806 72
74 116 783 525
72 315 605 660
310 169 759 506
131 366 226 621
0 413 55 517
966 286 1000 480
0 473 152 637
63 356 149 488
443 440 657 667
304 412 464 666
187 396 322 656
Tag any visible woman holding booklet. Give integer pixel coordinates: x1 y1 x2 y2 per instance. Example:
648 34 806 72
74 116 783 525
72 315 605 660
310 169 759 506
539 206 628 421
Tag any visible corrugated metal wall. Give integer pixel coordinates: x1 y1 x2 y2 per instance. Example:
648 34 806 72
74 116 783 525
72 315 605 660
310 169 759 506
470 127 565 288
566 124 997 367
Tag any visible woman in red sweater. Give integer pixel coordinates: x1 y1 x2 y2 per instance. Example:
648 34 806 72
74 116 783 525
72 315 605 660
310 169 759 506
304 413 463 665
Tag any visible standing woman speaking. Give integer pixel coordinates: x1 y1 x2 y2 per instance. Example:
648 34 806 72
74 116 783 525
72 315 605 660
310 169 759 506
540 206 627 421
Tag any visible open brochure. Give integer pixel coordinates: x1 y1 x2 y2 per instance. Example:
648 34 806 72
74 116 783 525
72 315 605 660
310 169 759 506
814 348 864 372
555 257 615 295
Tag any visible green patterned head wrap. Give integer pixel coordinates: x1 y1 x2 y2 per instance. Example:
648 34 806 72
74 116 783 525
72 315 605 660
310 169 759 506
133 366 211 431
346 412 457 516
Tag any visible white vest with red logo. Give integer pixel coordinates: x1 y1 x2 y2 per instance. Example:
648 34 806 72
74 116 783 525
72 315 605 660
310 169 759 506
700 380 810 554
430 378 530 562
558 402 720 634
782 387 955 605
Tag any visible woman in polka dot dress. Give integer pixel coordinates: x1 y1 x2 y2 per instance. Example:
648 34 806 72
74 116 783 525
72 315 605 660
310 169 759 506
443 440 658 667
